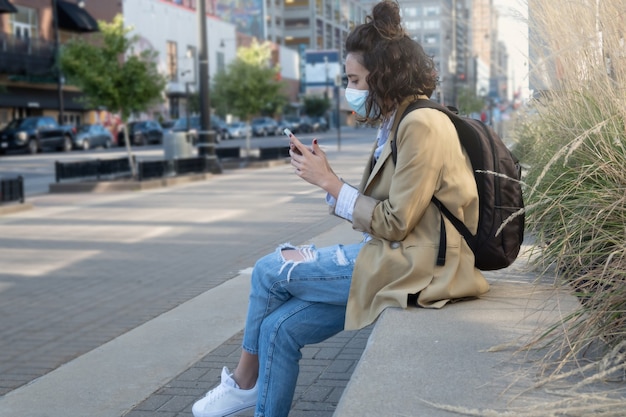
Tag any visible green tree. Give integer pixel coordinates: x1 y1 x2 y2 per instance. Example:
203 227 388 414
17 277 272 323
212 39 287 153
303 95 331 117
60 14 166 178
456 86 485 116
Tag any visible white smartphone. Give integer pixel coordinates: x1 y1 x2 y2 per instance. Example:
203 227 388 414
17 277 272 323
284 128 302 155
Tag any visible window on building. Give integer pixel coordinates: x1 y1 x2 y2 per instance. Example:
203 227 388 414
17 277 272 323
424 6 440 16
325 23 333 49
10 5 38 40
285 18 310 28
316 18 323 38
424 34 439 44
405 20 421 31
169 96 180 119
167 41 178 81
423 20 440 30
186 45 196 79
216 51 225 73
285 0 311 8
404 7 419 17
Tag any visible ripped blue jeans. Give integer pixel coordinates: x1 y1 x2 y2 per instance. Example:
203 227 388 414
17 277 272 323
242 242 364 417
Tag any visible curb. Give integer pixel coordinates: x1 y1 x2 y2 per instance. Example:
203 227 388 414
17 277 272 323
0 202 33 216
48 173 213 193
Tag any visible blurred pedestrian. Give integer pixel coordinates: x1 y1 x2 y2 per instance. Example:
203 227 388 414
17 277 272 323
191 1 489 416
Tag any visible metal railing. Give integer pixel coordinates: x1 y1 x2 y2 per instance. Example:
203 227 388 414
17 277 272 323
0 32 55 76
0 176 25 204
55 157 133 183
259 146 290 160
137 160 168 181
55 156 211 183
173 157 209 175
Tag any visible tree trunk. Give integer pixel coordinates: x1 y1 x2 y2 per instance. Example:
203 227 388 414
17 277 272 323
121 121 137 179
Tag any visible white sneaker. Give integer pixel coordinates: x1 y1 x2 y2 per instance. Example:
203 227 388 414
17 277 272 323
192 366 258 417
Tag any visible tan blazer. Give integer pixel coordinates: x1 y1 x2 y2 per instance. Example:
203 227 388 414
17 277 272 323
340 97 490 330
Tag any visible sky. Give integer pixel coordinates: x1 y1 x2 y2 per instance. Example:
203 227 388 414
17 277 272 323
493 0 530 99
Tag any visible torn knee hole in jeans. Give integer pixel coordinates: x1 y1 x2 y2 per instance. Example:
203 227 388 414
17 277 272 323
277 243 350 281
277 243 315 280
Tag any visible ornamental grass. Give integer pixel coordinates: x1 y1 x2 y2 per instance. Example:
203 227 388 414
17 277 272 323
513 0 626 387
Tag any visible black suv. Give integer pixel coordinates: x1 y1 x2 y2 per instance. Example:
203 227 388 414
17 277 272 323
118 120 163 146
0 116 75 154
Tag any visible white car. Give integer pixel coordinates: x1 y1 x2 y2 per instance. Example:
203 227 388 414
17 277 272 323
227 122 251 139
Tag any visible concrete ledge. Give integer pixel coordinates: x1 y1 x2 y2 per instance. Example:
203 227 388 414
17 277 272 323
48 173 212 193
333 280 580 417
0 202 33 216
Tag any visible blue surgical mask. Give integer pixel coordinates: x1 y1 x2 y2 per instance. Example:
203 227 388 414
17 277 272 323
345 87 370 117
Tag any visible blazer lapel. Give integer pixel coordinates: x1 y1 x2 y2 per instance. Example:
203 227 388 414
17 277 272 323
359 95 428 194
364 141 392 191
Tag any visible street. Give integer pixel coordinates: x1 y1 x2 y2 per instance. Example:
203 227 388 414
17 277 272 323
0 127 374 196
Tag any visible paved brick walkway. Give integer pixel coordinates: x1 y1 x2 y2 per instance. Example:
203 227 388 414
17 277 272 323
125 327 372 417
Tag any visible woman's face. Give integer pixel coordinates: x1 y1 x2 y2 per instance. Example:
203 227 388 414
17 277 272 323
345 52 369 91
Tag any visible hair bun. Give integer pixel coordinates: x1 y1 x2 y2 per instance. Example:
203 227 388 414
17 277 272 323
370 0 404 40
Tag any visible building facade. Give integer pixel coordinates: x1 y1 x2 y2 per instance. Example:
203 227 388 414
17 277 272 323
0 0 112 127
0 0 302 129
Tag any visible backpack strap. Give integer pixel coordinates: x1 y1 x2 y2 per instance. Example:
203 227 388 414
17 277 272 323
432 196 477 253
432 198 447 266
391 99 478 265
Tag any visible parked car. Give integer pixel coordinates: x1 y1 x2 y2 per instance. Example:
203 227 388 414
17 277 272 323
284 115 313 134
211 116 229 141
0 116 75 155
73 124 114 150
311 116 329 132
159 120 176 135
171 115 227 143
283 116 303 133
118 120 163 146
226 122 251 139
298 116 315 133
277 118 295 135
251 117 280 137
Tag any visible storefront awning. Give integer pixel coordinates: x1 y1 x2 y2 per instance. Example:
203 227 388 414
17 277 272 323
56 0 98 33
0 0 18 14
0 86 88 111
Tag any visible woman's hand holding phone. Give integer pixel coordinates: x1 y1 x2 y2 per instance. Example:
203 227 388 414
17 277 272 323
284 128 302 155
285 128 343 199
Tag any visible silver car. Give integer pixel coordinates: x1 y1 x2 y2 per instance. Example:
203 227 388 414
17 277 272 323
227 122 251 139
73 124 114 150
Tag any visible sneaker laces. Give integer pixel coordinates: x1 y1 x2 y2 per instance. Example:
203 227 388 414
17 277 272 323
202 382 230 403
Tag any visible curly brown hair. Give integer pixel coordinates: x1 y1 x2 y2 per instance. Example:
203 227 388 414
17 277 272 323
345 0 438 122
